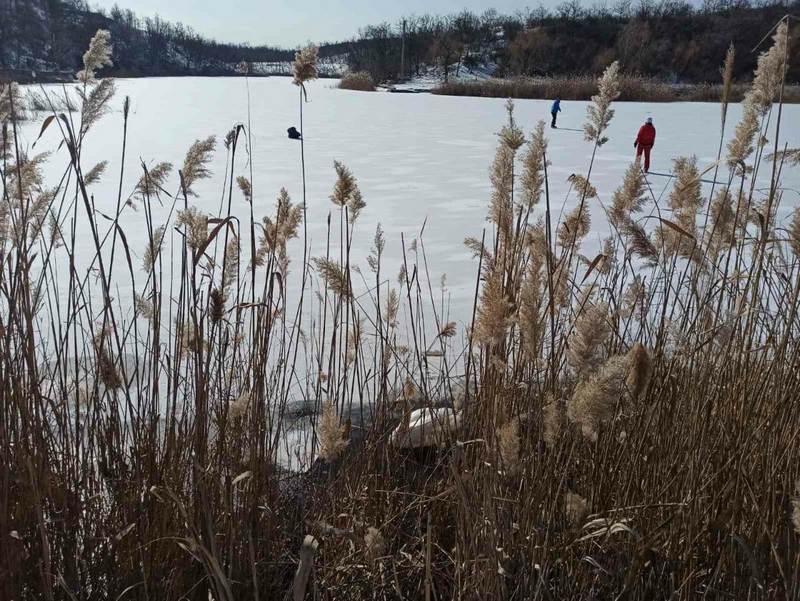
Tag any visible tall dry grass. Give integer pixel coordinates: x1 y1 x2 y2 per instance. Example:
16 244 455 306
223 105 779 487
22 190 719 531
2 18 800 601
338 71 377 92
433 74 800 103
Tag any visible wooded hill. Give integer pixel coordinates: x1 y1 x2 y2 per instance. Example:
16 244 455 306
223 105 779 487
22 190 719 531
1 0 798 83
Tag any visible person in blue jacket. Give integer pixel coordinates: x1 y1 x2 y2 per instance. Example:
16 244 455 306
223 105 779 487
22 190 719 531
551 98 561 128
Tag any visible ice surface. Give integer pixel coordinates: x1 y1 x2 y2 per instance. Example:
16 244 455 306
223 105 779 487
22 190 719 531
16 76 800 329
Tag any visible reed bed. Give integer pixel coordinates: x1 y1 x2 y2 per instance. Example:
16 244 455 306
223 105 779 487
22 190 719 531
433 73 800 103
2 19 800 601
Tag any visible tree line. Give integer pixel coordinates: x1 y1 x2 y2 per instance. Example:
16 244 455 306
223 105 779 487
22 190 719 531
1 0 798 83
0 0 297 78
345 0 800 84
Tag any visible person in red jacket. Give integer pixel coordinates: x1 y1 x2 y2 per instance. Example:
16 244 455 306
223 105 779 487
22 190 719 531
634 117 656 173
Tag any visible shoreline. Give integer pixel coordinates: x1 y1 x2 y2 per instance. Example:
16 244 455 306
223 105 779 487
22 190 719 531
430 76 800 103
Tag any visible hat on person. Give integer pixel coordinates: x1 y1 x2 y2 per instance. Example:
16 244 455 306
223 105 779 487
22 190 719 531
646 117 653 124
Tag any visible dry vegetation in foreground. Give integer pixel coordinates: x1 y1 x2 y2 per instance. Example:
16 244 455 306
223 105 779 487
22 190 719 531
2 19 800 601
338 71 377 91
433 73 800 103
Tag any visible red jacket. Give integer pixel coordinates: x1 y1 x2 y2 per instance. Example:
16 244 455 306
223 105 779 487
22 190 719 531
635 123 656 147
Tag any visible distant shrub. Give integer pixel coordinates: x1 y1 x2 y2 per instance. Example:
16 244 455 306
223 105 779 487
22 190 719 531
339 71 376 92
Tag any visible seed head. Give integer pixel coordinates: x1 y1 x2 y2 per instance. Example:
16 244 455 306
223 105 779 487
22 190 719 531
78 29 113 83
292 45 319 86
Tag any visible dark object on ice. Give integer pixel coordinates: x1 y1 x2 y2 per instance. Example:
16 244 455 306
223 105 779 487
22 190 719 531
287 126 302 140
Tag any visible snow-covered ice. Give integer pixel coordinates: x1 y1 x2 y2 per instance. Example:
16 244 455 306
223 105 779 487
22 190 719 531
17 76 800 328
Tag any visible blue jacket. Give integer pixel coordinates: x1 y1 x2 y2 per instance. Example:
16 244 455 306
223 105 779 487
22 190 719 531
551 99 561 113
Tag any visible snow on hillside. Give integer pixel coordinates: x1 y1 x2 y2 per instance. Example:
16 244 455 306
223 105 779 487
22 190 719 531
388 61 497 92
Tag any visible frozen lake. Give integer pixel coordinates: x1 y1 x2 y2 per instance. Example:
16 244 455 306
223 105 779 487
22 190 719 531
17 76 800 326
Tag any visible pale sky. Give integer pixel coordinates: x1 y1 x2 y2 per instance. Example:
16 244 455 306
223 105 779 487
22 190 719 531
89 0 566 47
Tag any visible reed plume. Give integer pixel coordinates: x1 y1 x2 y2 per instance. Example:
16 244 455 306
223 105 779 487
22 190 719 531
0 200 9 247
598 238 615 274
0 82 23 124
84 161 108 185
229 391 251 420
565 491 589 525
363 527 385 566
619 275 644 318
475 268 513 346
236 176 252 203
136 162 173 198
519 121 547 208
497 418 521 472
668 157 704 226
789 209 800 257
542 395 565 447
209 288 225 323
659 157 703 259
313 258 351 297
384 288 399 327
558 205 591 249
180 136 216 196
79 79 115 136
519 256 544 361
176 206 209 250
609 160 646 228
222 234 240 292
143 225 166 272
292 44 319 86
318 400 349 462
499 99 525 151
330 161 367 222
256 188 303 266
767 148 800 166
77 29 113 82
567 302 610 378
625 343 651 398
748 21 788 113
93 329 121 390
568 174 597 199
7 151 49 202
707 188 737 260
489 128 517 241
584 61 620 147
330 161 356 206
720 43 735 125
727 22 788 167
568 353 629 440
622 220 658 265
439 322 457 338
348 188 366 222
135 294 155 322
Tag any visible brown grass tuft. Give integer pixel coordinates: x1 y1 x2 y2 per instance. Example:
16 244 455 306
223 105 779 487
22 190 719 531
339 71 376 91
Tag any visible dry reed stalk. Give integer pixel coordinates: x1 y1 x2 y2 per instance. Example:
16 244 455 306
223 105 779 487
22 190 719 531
317 400 349 462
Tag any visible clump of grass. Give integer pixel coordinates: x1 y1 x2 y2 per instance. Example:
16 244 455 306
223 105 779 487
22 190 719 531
338 71 377 91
